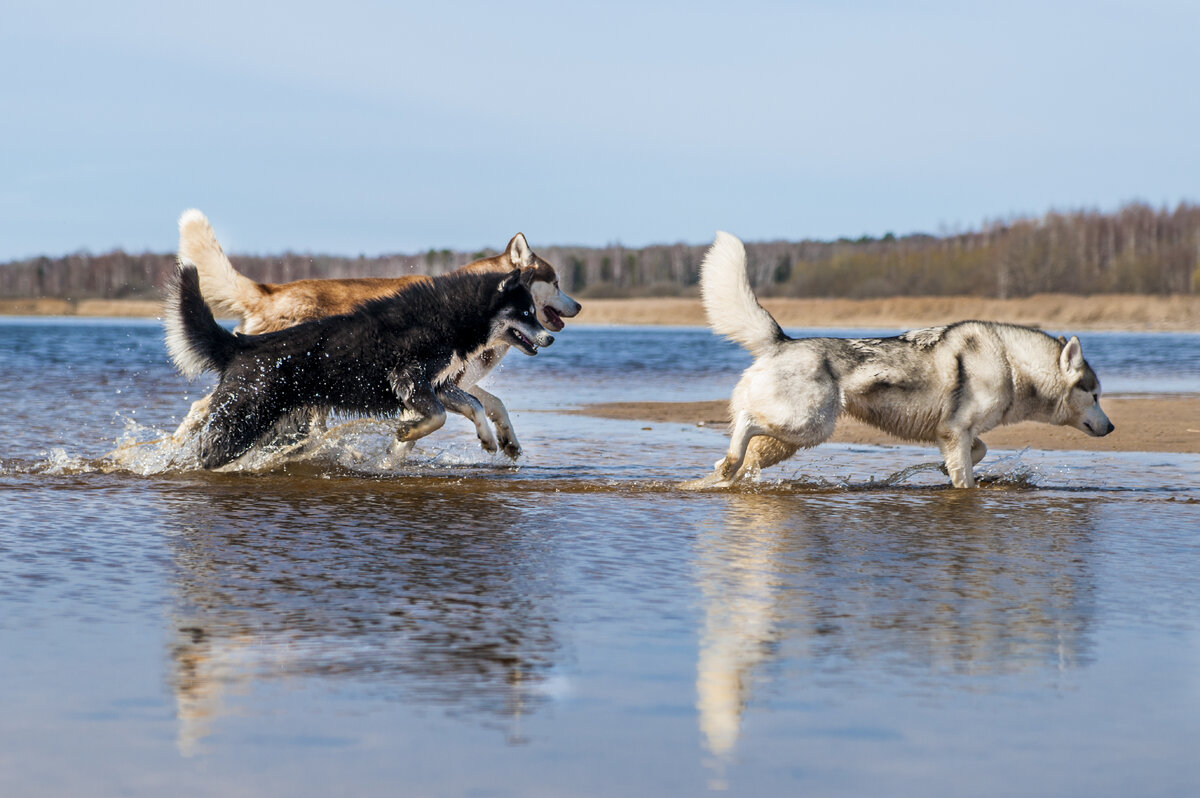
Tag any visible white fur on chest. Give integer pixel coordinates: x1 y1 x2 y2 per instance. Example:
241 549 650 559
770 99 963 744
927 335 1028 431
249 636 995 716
435 343 509 387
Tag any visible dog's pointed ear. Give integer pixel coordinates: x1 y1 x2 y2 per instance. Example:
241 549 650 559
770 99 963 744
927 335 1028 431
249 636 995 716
497 267 523 293
506 233 534 268
1057 335 1068 345
519 266 537 287
1059 335 1084 373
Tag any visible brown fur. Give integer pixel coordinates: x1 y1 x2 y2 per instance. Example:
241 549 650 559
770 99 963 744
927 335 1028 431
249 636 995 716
229 237 555 335
172 215 581 458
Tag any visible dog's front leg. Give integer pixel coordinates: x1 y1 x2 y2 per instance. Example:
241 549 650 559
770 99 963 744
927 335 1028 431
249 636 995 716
970 437 987 467
438 384 499 454
466 385 519 459
938 431 977 488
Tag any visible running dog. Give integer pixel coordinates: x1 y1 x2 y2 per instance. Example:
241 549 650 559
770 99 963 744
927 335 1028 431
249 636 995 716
172 210 581 457
165 263 554 470
697 231 1114 488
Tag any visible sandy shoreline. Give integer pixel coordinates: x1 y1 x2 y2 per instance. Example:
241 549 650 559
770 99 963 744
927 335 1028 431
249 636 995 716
3 293 1200 331
577 295 1200 332
0 298 163 318
570 396 1200 454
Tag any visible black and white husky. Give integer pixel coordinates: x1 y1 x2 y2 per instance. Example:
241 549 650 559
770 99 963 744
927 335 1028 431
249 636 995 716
165 263 553 469
698 231 1115 488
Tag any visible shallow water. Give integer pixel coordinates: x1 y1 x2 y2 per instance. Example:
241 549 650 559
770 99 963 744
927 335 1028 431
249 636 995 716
1 319 1199 796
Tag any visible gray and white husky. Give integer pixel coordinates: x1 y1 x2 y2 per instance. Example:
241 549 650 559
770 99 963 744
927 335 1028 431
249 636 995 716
698 231 1114 488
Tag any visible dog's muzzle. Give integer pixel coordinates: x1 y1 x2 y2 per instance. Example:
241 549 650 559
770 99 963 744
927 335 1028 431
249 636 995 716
541 306 565 332
510 326 554 355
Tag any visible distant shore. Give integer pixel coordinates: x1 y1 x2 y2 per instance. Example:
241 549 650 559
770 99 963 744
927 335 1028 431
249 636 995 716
0 298 163 318
570 396 1200 454
577 294 1200 331
3 293 1199 331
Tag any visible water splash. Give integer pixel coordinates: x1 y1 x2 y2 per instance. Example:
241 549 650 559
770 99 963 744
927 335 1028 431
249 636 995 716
677 447 1046 493
35 447 97 475
4 413 518 479
975 448 1041 488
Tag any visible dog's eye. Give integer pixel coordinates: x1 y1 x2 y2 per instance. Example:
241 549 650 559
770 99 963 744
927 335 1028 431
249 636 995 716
522 310 530 317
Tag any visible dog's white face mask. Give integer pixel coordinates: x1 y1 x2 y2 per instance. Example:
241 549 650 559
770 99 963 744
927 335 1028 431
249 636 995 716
491 271 555 356
1059 336 1114 437
505 232 582 333
530 278 582 332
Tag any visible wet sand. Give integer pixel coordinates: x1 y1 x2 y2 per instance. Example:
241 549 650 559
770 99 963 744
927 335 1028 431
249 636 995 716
571 396 1200 454
4 293 1200 330
578 294 1200 331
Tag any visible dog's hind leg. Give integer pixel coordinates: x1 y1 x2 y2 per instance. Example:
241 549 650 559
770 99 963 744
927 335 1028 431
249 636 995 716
387 439 415 462
714 411 770 484
438 384 499 454
743 435 801 476
465 385 519 459
199 392 286 469
173 393 213 443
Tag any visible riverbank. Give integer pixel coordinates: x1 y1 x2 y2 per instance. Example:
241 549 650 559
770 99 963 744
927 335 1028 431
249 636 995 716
570 396 1200 454
578 294 1200 331
4 293 1200 330
0 298 162 317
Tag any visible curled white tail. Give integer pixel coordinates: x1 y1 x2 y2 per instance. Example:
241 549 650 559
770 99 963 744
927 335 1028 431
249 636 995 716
177 209 259 318
699 231 785 355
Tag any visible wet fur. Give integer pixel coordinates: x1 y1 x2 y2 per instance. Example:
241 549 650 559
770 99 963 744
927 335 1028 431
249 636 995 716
166 264 549 469
698 232 1114 488
173 210 581 456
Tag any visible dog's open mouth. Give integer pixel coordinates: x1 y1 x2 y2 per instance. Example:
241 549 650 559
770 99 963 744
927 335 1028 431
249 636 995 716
541 306 565 332
509 327 540 355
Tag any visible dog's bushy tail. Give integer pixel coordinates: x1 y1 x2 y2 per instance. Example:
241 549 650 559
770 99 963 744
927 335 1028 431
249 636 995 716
164 263 238 378
700 231 787 355
178 209 261 318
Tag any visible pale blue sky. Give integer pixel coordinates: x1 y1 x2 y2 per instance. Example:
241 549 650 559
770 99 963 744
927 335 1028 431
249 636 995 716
2 0 1195 260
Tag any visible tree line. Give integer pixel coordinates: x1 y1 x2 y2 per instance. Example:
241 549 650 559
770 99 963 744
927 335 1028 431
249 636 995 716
2 202 1197 301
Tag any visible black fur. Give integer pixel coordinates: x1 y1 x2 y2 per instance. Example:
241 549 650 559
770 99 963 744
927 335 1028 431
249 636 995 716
167 264 541 469
169 267 238 373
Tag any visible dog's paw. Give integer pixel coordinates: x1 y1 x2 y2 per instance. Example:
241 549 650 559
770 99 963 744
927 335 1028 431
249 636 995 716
715 456 742 483
395 421 423 442
498 436 521 460
383 439 415 468
477 432 499 454
680 473 732 490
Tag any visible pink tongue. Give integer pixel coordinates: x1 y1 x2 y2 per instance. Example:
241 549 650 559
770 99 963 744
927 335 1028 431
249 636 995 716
544 307 564 330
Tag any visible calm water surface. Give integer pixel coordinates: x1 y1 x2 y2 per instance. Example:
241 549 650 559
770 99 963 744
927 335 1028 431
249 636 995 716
1 319 1198 797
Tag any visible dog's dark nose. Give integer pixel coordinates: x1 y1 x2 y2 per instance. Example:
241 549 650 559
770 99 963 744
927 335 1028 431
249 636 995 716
1106 421 1115 435
544 334 555 347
